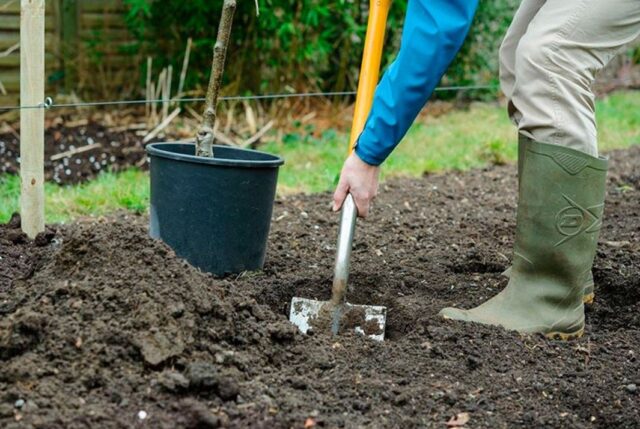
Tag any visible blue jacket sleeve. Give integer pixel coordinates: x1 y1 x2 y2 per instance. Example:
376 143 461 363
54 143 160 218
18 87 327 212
354 0 479 166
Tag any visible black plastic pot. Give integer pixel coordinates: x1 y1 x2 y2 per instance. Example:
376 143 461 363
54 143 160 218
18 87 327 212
146 142 284 275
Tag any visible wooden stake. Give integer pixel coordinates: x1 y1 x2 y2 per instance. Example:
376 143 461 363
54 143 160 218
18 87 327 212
20 0 45 238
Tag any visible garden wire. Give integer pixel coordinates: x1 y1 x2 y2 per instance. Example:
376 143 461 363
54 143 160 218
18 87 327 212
0 85 498 112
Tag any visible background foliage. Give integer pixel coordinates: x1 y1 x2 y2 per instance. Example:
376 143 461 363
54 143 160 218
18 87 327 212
123 0 521 96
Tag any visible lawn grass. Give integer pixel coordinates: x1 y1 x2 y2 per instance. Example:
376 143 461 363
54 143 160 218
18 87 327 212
265 91 640 193
1 91 638 224
0 169 149 224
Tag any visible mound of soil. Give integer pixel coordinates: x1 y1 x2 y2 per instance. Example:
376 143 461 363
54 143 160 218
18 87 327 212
1 146 639 428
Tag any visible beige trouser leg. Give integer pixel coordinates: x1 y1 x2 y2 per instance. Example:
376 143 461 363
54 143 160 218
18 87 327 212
499 0 640 156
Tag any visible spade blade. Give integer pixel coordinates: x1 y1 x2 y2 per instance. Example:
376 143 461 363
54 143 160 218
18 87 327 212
289 297 387 341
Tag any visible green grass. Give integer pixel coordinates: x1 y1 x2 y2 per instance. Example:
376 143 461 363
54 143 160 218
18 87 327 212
1 91 638 224
265 91 640 193
0 169 149 224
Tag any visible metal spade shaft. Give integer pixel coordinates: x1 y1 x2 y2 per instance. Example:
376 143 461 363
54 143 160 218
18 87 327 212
328 0 391 334
288 0 391 340
330 193 358 334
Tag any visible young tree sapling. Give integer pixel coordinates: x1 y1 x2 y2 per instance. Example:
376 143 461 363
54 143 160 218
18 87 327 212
195 0 236 157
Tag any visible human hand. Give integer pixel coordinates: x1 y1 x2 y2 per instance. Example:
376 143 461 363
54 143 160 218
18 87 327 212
332 152 380 218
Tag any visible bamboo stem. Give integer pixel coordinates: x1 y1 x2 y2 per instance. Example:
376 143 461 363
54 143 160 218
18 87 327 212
163 65 172 120
145 57 152 123
196 0 236 157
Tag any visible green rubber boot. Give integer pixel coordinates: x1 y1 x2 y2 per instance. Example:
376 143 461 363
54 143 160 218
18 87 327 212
502 267 594 303
440 137 608 339
502 136 595 304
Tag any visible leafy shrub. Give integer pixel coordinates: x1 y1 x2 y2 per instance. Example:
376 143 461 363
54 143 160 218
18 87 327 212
446 0 519 98
124 0 519 97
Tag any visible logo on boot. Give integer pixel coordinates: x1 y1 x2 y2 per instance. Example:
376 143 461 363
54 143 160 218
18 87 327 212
555 195 603 246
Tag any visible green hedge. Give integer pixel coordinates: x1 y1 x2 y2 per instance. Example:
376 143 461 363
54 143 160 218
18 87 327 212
124 1 521 96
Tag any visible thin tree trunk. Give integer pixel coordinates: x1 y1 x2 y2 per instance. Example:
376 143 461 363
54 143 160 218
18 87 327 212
196 0 237 157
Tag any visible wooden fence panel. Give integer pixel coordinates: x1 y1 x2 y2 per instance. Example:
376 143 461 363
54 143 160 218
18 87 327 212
0 0 57 106
0 0 138 107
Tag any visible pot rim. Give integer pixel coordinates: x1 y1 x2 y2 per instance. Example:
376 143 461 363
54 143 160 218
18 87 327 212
146 141 284 168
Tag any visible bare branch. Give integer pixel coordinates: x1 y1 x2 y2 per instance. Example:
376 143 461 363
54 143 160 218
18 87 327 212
144 108 181 143
242 120 273 149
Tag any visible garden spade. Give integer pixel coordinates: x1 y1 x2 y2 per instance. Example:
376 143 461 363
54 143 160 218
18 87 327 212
289 0 391 341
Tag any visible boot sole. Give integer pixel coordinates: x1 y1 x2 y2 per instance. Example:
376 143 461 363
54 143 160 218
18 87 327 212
440 314 586 340
544 326 584 341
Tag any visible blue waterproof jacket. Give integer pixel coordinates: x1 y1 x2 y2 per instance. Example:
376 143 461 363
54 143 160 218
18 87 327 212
354 0 479 166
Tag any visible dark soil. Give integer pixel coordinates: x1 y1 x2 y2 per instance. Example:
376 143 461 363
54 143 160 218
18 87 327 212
0 118 159 185
1 146 639 428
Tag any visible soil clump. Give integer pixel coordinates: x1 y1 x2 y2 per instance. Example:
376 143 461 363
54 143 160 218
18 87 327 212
1 146 638 428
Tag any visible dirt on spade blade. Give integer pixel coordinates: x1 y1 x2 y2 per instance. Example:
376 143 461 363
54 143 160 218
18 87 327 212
308 303 384 337
1 146 639 428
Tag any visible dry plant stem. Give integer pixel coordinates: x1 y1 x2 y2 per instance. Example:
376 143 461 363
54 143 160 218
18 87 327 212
196 0 237 158
175 38 192 104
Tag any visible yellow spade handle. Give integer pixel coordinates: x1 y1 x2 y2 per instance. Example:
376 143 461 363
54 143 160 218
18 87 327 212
330 0 391 309
348 0 392 154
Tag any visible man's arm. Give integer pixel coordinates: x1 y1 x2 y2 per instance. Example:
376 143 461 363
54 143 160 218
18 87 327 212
334 0 478 216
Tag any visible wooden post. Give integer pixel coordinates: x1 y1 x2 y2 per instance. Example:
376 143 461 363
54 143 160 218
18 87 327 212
20 0 46 238
61 0 78 94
